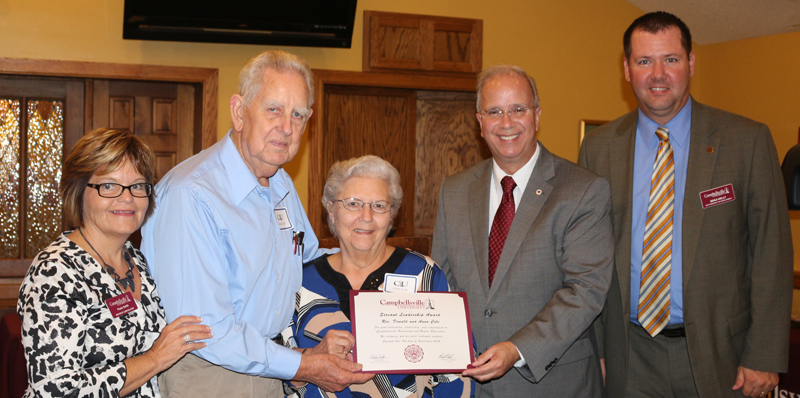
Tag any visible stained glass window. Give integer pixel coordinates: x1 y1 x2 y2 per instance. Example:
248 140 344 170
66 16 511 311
0 98 65 259
0 100 21 258
25 100 64 258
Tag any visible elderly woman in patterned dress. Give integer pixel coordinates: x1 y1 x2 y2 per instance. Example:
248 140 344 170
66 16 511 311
17 128 212 398
282 155 472 398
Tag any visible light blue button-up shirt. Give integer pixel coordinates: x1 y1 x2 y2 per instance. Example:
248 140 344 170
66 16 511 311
630 99 692 326
141 131 327 379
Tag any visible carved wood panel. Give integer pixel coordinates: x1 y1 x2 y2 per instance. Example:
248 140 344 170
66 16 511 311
109 97 134 131
363 11 482 75
153 98 177 134
415 91 487 235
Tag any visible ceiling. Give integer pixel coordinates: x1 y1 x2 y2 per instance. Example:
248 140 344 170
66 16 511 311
626 0 800 44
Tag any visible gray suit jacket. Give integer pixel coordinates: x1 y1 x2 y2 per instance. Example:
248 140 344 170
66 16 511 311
578 100 793 397
432 144 614 397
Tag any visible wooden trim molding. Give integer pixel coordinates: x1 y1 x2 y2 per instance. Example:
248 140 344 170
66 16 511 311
794 270 800 289
0 57 218 151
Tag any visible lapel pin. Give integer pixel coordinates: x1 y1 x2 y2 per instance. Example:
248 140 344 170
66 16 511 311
707 147 714 153
536 189 542 195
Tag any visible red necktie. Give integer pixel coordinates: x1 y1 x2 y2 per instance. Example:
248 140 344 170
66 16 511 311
488 176 516 287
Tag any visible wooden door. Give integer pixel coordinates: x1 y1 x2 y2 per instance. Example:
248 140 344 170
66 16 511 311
92 80 195 180
319 85 417 238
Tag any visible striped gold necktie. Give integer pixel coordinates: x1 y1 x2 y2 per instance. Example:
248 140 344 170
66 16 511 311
638 126 674 337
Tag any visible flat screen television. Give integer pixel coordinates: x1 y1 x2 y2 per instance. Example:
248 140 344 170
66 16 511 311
123 0 358 48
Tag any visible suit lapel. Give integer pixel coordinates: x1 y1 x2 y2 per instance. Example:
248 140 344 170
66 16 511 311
469 162 492 297
610 112 637 321
681 101 719 289
488 144 554 300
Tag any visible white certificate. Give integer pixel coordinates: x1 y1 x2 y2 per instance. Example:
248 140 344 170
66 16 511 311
350 291 475 373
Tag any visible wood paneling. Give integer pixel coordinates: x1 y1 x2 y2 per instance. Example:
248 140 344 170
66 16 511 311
308 69 480 243
415 91 487 235
363 11 482 76
155 152 177 181
153 98 177 134
321 85 416 237
109 97 134 131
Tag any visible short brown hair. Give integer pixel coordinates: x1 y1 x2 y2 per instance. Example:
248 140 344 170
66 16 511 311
624 11 692 60
61 128 156 228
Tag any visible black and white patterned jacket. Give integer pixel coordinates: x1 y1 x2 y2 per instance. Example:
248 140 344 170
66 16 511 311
17 232 167 398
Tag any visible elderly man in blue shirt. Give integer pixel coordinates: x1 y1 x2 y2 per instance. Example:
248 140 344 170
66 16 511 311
141 50 372 397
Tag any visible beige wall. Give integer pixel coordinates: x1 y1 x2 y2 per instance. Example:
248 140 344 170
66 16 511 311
694 31 800 271
0 0 642 206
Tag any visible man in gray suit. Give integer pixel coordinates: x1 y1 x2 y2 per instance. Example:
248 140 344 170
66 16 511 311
432 64 614 397
579 12 792 398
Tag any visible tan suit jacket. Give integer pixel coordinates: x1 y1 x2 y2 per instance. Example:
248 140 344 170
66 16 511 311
432 144 614 397
578 100 793 397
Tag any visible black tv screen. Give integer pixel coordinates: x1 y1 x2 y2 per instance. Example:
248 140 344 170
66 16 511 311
123 0 358 48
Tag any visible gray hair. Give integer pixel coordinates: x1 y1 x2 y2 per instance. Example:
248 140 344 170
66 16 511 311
238 50 315 108
476 64 540 112
322 155 403 238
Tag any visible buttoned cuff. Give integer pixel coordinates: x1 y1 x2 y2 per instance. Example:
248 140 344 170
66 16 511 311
271 344 303 380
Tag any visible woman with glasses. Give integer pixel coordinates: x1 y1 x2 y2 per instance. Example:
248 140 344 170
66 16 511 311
17 128 211 398
282 155 471 398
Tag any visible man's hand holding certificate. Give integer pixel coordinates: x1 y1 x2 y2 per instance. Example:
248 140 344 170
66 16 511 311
350 291 475 373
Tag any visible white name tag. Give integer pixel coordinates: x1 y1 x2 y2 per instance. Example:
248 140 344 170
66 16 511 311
384 273 417 293
274 208 293 230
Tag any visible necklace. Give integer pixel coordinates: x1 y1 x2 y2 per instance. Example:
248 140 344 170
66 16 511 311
78 227 136 292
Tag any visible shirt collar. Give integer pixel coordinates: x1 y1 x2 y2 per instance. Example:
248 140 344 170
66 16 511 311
220 131 263 206
491 141 540 195
637 96 693 149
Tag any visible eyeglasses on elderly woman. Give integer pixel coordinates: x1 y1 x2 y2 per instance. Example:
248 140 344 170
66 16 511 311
334 197 393 214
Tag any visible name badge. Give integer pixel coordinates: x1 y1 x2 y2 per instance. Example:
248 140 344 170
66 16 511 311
106 291 137 318
274 208 293 230
384 273 417 293
699 184 736 209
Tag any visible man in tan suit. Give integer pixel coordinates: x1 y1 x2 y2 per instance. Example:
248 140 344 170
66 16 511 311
579 11 793 398
432 64 614 397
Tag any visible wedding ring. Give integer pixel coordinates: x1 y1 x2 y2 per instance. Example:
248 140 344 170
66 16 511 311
184 334 191 342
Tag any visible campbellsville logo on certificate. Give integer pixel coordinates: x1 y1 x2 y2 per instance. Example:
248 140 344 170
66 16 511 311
379 297 435 310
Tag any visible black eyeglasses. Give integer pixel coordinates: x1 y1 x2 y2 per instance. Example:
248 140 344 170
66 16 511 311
335 198 393 214
86 183 153 198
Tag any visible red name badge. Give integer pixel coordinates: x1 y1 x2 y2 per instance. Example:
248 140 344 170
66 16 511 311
105 291 137 318
699 184 736 209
